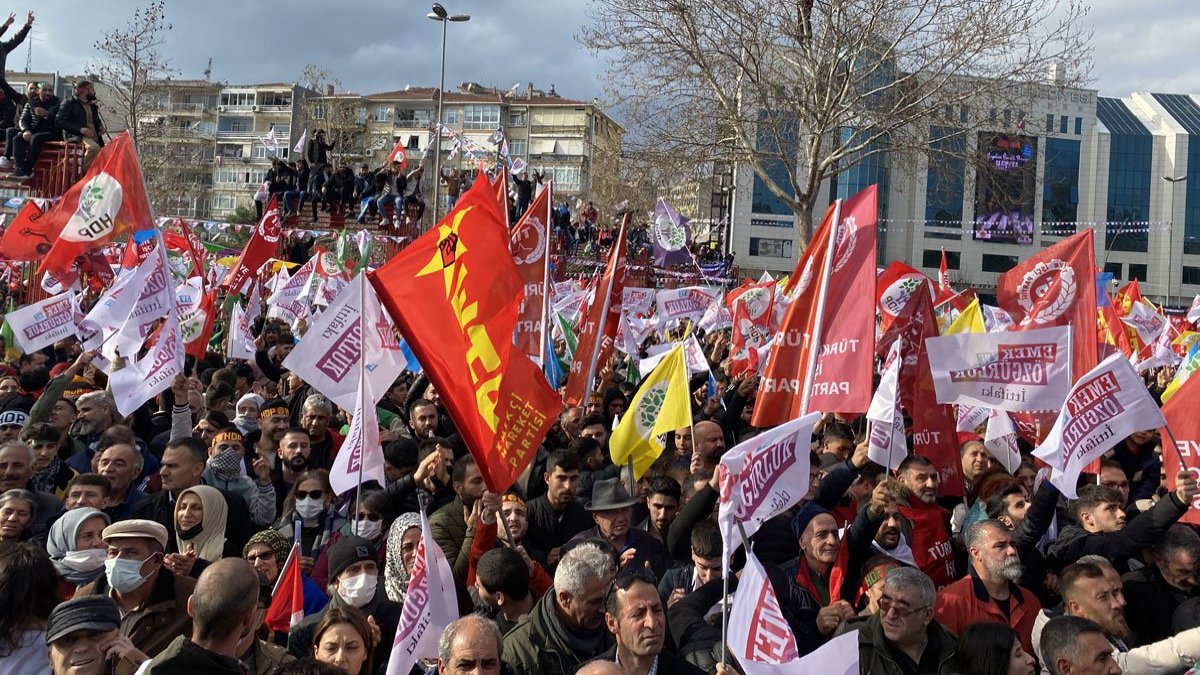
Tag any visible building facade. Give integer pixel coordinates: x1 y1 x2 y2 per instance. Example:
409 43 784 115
730 84 1200 306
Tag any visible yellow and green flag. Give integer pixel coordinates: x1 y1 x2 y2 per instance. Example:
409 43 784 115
610 345 691 479
1163 342 1200 404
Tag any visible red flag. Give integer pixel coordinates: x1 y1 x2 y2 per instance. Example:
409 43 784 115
937 247 950 295
0 201 56 261
265 543 305 632
876 261 933 336
182 290 216 360
221 196 282 294
564 217 628 406
119 234 156 270
164 219 206 281
387 141 408 168
38 132 154 276
754 185 877 425
490 166 511 230
997 229 1098 383
511 181 553 365
369 176 563 492
727 279 775 376
1163 370 1200 525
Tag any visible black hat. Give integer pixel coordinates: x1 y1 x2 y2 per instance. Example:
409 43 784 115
326 535 376 582
586 478 638 512
46 596 120 644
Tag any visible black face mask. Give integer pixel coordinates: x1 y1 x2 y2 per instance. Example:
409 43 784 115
178 523 204 541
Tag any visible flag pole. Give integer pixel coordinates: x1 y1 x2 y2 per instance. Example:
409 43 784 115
538 181 554 368
1162 423 1191 471
353 269 367 523
799 199 842 416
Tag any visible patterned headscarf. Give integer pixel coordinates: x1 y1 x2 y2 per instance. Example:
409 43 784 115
384 512 423 603
244 529 292 564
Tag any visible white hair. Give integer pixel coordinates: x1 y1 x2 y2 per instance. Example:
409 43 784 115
0 440 34 464
77 390 115 413
303 394 333 415
437 615 502 665
553 542 616 596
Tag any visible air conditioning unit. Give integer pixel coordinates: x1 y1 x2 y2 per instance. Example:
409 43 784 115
252 105 260 112
217 105 225 112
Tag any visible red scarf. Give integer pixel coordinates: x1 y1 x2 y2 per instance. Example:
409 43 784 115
898 498 956 588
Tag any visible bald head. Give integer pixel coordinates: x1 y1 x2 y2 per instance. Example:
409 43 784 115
692 421 725 468
190 557 259 643
577 661 625 675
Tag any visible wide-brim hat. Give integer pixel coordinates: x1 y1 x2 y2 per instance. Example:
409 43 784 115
586 477 638 511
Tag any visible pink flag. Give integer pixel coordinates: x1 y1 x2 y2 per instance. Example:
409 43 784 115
385 510 457 675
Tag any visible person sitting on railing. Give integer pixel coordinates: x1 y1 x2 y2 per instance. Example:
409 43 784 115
10 81 60 182
0 81 35 169
283 159 310 220
310 163 332 223
54 80 106 170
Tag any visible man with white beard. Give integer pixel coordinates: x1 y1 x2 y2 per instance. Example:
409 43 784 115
934 519 1043 657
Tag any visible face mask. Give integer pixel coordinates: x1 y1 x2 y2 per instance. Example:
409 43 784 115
337 572 377 608
178 523 204 541
61 548 106 572
105 556 152 593
208 449 243 482
353 519 382 541
296 497 324 520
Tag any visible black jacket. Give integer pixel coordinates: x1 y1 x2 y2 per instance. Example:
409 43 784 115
143 635 245 675
658 563 694 606
20 95 60 134
1011 481 1060 605
55 97 106 146
1045 493 1188 573
567 525 671 578
288 589 401 669
525 495 595 555
667 576 729 674
0 22 29 68
846 611 958 675
1122 564 1197 645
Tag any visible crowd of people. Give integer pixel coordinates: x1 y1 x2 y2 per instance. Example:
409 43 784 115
0 311 1197 675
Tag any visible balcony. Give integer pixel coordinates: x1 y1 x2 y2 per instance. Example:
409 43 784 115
529 124 588 136
162 102 208 114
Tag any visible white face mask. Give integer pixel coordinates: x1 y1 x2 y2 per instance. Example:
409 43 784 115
337 572 377 608
353 519 382 541
61 548 107 572
295 497 324 520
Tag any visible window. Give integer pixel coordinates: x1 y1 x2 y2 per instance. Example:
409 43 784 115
259 92 291 107
1045 114 1055 133
216 144 243 158
750 218 793 229
356 107 368 124
981 254 1019 273
960 105 968 123
922 249 960 269
749 237 793 258
508 139 526 157
541 166 581 192
311 105 326 120
1104 262 1123 280
1059 115 1069 134
213 194 238 210
252 145 288 159
464 105 501 130
1128 263 1148 282
1098 98 1151 253
926 126 965 225
1003 109 1011 126
219 92 254 108
218 117 254 133
1184 266 1200 285
509 112 527 127
1043 138 1080 227
441 107 461 125
407 135 420 149
373 105 393 122
396 109 434 128
989 109 997 124
1075 117 1083 135
752 111 798 216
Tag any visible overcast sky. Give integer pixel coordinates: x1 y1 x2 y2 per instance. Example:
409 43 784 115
17 0 1200 107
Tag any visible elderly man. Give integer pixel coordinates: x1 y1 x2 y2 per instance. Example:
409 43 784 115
96 444 145 521
76 520 195 657
935 519 1042 656
201 428 275 528
594 567 706 675
568 478 669 578
301 394 342 468
1038 615 1122 675
895 455 956 587
1122 524 1200 643
855 567 958 673
0 440 62 532
438 615 504 675
141 558 260 674
504 542 617 675
45 596 148 675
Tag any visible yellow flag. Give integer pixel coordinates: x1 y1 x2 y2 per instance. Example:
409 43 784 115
944 299 985 335
1174 331 1200 349
610 345 691 479
1163 344 1200 403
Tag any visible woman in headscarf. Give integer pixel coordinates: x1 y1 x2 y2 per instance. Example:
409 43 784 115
243 529 328 619
46 506 109 598
383 512 423 604
163 485 232 578
234 393 264 436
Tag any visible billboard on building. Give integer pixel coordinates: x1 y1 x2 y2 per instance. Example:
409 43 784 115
973 134 1037 245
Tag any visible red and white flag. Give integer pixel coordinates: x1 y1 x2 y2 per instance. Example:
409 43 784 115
717 412 821 571
564 217 627 405
265 543 305 631
728 280 776 376
937 247 950 294
180 289 215 361
221 196 282 294
385 510 458 675
267 256 317 324
866 339 906 471
655 286 721 324
1187 294 1200 325
5 291 78 354
1163 367 1200 525
1121 300 1168 351
1033 352 1166 498
926 326 1072 412
511 181 553 365
227 302 256 361
387 140 408 168
108 309 185 417
79 238 174 371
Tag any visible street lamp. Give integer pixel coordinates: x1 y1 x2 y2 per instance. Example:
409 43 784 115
428 3 470 223
1162 174 1188 306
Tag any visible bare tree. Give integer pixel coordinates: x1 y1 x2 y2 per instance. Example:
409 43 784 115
297 64 370 165
582 0 1093 245
89 1 173 149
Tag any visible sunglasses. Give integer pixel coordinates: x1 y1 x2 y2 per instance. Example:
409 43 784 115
605 567 658 607
355 513 382 522
878 595 929 619
295 489 324 500
246 550 276 563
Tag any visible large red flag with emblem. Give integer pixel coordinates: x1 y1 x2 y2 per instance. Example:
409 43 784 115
1163 369 1200 525
221 196 282 294
754 185 877 425
0 201 56 261
511 182 553 365
369 176 562 492
564 216 628 406
997 230 1097 383
38 132 154 276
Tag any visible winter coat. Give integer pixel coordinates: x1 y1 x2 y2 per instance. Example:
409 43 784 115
848 611 958 675
20 95 59 134
55 97 106 146
141 635 244 675
76 569 195 658
933 568 1042 657
502 588 613 675
1045 492 1188 574
1032 606 1200 675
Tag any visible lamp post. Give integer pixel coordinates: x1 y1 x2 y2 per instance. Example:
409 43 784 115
428 3 470 223
1163 174 1188 307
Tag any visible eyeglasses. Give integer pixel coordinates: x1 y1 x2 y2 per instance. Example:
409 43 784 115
295 489 324 500
878 596 929 619
246 550 276 563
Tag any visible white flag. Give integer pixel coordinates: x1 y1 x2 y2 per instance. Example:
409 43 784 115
293 130 307 154
640 335 710 378
622 287 656 316
329 370 386 496
697 301 732 332
108 310 185 417
282 272 408 411
267 257 316 323
981 304 1014 332
717 412 821 572
866 340 905 471
79 239 174 371
655 286 721 324
956 404 990 433
984 409 1021 473
1033 353 1167 498
1121 300 1168 347
1188 295 1200 324
5 291 78 354
1134 322 1181 372
227 302 256 361
927 326 1071 412
385 510 458 675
